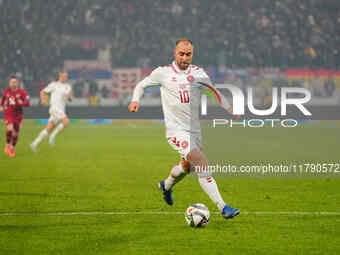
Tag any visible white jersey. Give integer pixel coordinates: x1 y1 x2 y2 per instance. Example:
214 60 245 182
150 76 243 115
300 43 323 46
43 81 71 114
132 61 230 137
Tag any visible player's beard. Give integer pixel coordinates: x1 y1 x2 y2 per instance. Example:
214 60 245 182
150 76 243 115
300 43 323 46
178 61 190 70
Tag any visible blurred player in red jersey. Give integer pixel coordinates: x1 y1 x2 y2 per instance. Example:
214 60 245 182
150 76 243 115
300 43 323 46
0 76 30 157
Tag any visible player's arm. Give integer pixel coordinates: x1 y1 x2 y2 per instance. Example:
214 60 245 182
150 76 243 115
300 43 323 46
67 90 72 102
40 90 49 106
40 82 54 106
17 91 30 107
198 72 239 118
0 90 6 112
128 67 162 112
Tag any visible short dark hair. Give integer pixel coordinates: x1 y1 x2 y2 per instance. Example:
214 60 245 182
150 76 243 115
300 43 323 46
176 38 194 47
9 76 19 81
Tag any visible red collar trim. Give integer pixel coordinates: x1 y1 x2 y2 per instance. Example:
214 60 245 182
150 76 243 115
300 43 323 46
171 62 192 75
170 64 179 74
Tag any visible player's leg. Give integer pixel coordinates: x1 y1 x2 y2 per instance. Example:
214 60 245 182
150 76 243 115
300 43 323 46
11 121 22 147
159 134 192 205
4 122 13 155
7 122 21 157
188 148 239 219
49 117 69 146
164 160 190 190
188 148 226 211
159 159 190 205
166 135 192 189
30 121 55 151
7 122 19 157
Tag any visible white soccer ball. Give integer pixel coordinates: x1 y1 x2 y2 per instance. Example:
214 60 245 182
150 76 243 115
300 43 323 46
185 203 210 227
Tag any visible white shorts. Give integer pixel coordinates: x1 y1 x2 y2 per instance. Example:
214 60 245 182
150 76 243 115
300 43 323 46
167 132 202 160
48 109 67 124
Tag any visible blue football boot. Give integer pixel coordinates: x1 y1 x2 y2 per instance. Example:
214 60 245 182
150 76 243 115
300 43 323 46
158 180 173 206
222 205 240 219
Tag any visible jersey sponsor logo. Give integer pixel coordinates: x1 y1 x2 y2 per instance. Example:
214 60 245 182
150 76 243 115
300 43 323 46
172 77 177 82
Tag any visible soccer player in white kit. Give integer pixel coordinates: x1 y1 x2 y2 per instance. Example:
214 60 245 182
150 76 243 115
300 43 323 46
128 38 240 219
30 71 72 151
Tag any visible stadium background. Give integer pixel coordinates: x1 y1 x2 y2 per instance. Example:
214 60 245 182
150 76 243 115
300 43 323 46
1 0 340 119
1 1 340 254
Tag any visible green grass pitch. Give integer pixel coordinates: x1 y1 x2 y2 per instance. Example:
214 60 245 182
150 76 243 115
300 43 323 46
0 120 340 254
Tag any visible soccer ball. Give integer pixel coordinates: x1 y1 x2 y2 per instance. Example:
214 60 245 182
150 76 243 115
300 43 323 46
185 203 210 227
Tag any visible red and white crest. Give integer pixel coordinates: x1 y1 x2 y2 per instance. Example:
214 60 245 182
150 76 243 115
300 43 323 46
187 75 195 83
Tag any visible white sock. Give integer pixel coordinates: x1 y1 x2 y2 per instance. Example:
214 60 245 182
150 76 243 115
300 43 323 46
164 163 187 190
32 129 48 146
197 172 226 212
50 123 64 141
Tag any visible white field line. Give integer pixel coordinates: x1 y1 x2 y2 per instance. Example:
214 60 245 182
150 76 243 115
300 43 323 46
0 211 339 217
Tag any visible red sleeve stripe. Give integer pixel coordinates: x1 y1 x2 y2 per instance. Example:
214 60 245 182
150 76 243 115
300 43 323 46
198 82 222 105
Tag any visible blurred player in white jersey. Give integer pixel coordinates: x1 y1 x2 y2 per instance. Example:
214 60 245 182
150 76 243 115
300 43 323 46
128 38 240 219
30 71 72 151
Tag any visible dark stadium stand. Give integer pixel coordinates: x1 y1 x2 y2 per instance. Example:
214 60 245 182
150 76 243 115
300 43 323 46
0 0 339 109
